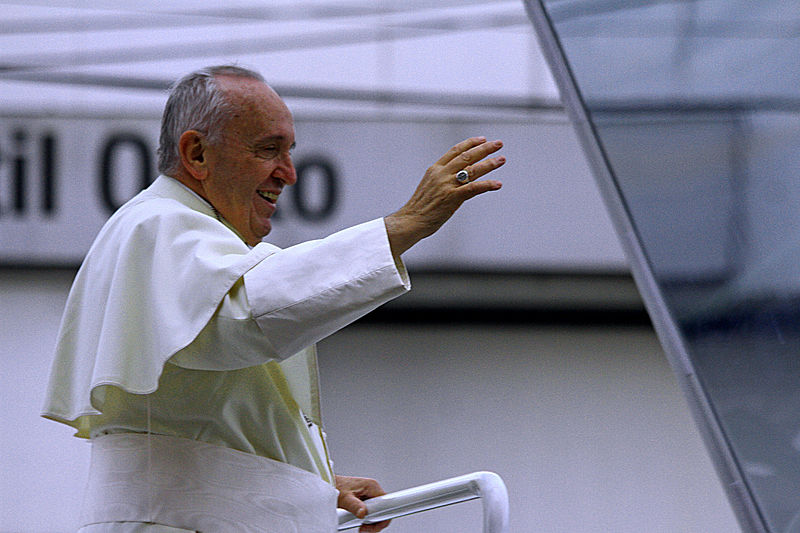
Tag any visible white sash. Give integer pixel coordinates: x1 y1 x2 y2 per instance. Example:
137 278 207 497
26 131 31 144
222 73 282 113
81 433 339 533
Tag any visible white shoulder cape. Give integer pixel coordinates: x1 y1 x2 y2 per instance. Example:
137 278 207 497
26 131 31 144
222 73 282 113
42 176 284 433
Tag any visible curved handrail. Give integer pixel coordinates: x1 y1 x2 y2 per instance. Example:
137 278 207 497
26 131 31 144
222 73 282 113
337 471 509 533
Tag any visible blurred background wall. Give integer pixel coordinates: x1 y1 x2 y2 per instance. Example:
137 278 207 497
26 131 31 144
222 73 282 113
0 1 740 531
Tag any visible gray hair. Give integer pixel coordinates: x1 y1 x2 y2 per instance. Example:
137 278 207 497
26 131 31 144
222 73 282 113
157 65 266 176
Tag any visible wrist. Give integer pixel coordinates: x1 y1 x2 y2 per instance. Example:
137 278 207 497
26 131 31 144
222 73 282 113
383 212 419 258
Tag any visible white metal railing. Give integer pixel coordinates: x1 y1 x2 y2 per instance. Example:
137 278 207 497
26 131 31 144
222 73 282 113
337 471 509 533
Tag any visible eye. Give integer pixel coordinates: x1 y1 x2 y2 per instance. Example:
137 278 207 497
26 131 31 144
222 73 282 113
254 145 279 158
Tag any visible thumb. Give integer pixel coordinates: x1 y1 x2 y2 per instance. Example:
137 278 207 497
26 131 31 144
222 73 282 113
339 492 369 519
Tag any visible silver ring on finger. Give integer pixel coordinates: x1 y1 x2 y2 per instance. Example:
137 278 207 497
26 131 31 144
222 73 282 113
455 169 470 183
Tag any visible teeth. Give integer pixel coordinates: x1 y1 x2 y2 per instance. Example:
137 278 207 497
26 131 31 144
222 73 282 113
258 191 278 202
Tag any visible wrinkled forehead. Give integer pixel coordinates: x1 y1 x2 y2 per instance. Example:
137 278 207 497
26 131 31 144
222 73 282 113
217 75 295 139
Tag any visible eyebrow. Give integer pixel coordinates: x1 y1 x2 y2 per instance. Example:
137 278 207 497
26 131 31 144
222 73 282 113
255 135 295 149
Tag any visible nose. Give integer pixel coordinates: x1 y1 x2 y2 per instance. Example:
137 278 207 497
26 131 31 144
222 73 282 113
274 152 297 186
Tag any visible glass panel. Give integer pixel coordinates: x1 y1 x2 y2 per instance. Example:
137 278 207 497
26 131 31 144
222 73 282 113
536 1 800 530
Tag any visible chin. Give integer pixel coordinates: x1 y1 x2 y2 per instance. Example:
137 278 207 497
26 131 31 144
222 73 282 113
254 225 272 241
245 216 273 244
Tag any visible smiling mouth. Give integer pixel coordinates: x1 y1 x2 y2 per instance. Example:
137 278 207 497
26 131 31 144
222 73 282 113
257 191 278 203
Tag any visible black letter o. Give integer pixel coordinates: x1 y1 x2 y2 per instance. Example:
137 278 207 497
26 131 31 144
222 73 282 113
293 157 338 221
99 134 152 213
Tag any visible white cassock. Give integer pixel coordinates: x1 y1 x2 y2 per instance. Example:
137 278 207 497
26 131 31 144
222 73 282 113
42 175 410 532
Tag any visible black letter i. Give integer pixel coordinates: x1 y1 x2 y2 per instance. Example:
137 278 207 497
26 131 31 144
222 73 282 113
13 129 26 214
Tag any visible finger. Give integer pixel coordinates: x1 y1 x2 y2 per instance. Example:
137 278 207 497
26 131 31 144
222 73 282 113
335 475 385 499
339 493 368 519
360 519 391 532
447 140 504 173
355 478 385 499
458 154 506 184
435 136 487 166
456 178 503 199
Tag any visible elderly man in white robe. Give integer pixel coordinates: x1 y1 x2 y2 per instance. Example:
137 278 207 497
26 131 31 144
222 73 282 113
42 65 505 533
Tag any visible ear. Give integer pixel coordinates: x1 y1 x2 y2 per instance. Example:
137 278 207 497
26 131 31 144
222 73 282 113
178 130 210 181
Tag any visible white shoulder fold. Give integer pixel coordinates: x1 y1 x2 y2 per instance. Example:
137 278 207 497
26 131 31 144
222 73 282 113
42 178 272 434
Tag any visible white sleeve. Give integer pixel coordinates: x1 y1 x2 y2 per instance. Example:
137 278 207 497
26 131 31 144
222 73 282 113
169 218 409 370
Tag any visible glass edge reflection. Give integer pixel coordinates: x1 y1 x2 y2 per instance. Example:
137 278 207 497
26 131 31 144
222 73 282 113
520 1 767 531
